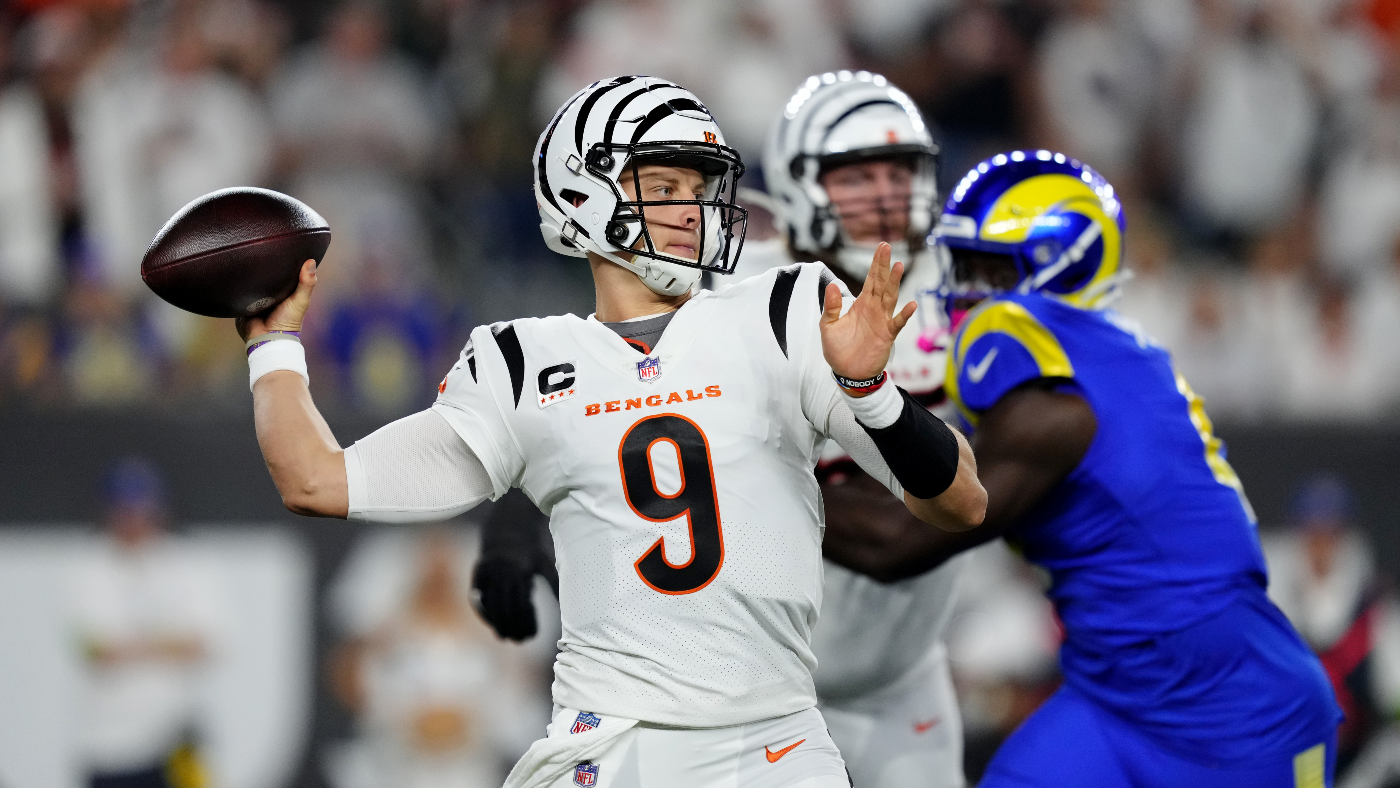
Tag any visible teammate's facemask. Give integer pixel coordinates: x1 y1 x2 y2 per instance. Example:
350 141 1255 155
588 142 748 275
820 154 930 278
764 71 940 281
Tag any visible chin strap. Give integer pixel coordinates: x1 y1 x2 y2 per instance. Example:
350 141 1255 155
596 248 701 297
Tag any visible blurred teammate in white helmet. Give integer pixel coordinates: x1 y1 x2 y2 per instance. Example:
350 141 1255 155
734 71 971 788
235 75 986 788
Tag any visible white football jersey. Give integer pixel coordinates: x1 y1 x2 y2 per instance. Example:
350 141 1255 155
722 237 968 700
432 262 862 728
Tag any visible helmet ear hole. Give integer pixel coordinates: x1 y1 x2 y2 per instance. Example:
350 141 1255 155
1032 241 1061 265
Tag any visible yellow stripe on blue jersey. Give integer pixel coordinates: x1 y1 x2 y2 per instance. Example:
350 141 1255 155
1293 743 1326 788
1174 372 1258 524
946 299 1074 426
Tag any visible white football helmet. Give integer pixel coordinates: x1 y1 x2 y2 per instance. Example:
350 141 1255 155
764 71 939 279
534 76 748 296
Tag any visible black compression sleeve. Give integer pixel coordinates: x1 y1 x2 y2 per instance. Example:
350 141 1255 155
859 387 961 499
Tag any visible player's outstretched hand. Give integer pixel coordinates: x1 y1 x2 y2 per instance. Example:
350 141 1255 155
236 259 317 342
819 242 917 384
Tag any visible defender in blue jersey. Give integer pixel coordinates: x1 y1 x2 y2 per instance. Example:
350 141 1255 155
821 151 1340 787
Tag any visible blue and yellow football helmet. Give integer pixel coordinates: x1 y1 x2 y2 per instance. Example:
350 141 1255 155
936 150 1125 314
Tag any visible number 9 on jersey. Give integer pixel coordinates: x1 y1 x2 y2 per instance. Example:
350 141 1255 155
618 414 724 595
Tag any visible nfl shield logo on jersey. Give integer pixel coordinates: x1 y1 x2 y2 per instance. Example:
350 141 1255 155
636 356 661 383
574 761 599 786
571 711 601 734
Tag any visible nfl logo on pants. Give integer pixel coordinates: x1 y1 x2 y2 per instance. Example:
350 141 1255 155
574 761 599 786
571 711 601 734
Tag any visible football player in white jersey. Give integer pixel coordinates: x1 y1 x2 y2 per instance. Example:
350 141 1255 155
234 76 986 788
743 72 972 788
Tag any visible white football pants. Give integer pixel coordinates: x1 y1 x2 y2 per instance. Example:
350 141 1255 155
523 706 850 788
819 645 966 788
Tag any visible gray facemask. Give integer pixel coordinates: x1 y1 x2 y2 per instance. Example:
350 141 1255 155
833 240 914 280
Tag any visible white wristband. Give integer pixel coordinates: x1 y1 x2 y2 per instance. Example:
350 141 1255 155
842 381 903 429
248 339 309 390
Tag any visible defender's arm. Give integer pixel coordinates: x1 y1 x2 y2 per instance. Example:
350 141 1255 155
823 381 1096 582
473 489 557 642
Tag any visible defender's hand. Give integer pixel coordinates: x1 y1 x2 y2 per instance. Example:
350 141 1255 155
819 243 916 384
236 259 317 341
471 557 539 641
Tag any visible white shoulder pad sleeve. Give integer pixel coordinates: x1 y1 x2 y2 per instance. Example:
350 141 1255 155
344 410 495 523
791 262 854 434
430 327 527 498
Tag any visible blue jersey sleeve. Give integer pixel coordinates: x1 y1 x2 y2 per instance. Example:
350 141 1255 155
945 299 1075 426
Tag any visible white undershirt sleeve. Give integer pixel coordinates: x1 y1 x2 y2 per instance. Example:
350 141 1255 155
344 409 496 523
820 396 905 500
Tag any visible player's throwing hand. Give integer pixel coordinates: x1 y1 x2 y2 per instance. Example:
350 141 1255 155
235 259 318 342
819 242 917 386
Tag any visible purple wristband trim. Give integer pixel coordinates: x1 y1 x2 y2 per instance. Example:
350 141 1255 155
245 331 302 356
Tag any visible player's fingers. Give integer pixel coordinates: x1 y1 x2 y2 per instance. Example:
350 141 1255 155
891 300 917 334
885 260 906 309
497 584 531 640
860 246 879 294
265 260 317 332
822 282 844 323
297 258 317 291
869 242 891 297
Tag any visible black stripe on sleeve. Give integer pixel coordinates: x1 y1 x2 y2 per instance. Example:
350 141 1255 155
769 265 800 358
817 266 835 309
463 338 477 383
490 322 526 408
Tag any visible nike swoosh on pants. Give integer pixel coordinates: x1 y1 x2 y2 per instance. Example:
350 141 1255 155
765 739 806 763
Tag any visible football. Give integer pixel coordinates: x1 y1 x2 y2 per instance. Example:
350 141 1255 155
141 187 332 318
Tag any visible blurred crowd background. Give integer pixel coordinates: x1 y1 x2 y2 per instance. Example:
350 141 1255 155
4 0 1400 419
3 0 1400 787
